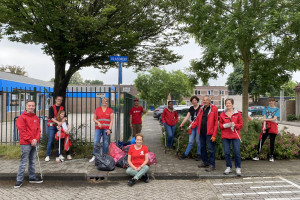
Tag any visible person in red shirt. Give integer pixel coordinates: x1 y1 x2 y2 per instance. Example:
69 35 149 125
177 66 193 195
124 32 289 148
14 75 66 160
14 100 43 188
219 98 243 176
130 98 146 137
161 101 178 149
126 134 149 186
89 98 114 162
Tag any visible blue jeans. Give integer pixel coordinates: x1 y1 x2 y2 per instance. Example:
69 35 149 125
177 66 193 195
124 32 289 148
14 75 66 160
222 139 241 168
164 124 176 147
200 132 215 166
17 144 37 182
46 126 57 156
184 127 201 156
93 129 110 155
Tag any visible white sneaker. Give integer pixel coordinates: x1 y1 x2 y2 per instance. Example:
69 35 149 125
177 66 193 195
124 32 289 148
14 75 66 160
59 155 65 161
252 155 259 161
56 157 61 163
45 156 50 162
236 168 242 176
67 155 72 160
224 167 232 175
269 155 274 162
89 156 95 162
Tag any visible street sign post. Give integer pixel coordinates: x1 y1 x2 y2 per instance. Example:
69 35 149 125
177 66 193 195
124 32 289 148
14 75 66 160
110 56 129 144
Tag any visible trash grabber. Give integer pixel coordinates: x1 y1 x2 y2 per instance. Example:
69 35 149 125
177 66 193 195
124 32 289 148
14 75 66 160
226 117 248 152
36 145 43 180
58 130 61 156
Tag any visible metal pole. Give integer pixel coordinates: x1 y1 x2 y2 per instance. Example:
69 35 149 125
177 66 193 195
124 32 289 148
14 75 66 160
280 87 284 122
116 62 122 143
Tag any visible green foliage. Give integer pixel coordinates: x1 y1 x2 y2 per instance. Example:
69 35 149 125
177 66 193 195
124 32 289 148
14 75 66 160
182 0 300 131
0 145 24 159
84 80 103 85
0 0 186 99
163 119 300 160
134 68 196 106
287 114 300 121
0 65 27 76
69 72 84 85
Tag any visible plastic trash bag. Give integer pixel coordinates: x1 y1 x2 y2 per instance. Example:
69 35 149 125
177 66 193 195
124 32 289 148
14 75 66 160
122 145 132 153
95 153 115 171
109 142 125 163
116 154 129 168
148 152 157 165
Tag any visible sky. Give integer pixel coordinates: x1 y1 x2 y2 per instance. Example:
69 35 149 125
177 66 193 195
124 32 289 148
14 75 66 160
0 38 300 86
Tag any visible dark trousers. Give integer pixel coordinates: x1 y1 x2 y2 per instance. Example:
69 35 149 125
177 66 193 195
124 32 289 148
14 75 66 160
200 131 215 167
257 131 277 155
56 139 70 157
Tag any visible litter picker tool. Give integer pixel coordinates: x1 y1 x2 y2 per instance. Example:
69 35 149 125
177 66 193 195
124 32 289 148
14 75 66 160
225 117 248 152
36 145 43 180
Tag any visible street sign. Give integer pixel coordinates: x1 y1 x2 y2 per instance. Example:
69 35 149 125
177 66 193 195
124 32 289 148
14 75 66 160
110 56 128 62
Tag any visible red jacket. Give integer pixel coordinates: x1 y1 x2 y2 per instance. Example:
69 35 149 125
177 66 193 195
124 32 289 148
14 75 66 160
191 104 218 138
161 108 178 126
219 109 243 139
16 111 41 145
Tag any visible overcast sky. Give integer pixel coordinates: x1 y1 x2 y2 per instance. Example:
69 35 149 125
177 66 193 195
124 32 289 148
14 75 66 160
0 38 299 86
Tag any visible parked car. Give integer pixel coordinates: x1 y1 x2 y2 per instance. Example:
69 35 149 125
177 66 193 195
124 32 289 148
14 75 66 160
153 105 167 119
248 106 265 116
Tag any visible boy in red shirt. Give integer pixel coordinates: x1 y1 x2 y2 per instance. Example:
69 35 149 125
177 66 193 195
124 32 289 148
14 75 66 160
15 100 43 188
129 98 146 137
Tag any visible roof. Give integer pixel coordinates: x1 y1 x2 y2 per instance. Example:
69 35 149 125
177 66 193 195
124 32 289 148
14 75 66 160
0 71 53 91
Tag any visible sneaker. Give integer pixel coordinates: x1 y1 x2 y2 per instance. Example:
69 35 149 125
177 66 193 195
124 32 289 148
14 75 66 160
179 154 187 160
128 178 136 186
89 156 95 162
59 155 65 161
67 155 72 160
252 155 260 161
236 168 242 176
29 177 43 183
205 165 216 172
45 156 50 162
198 163 209 168
14 181 22 188
269 155 274 162
56 157 62 162
195 154 201 161
224 167 232 175
141 173 150 183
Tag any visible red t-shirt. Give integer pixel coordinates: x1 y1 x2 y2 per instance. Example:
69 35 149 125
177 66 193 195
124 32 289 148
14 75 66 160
128 145 149 167
94 107 113 129
129 106 144 124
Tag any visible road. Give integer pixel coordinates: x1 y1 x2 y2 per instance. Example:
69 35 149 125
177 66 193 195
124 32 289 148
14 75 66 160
2 176 300 200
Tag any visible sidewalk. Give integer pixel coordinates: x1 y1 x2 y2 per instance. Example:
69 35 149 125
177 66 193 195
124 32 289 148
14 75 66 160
1 111 300 181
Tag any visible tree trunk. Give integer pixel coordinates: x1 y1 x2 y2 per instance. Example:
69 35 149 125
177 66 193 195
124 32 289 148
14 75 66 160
53 57 68 106
242 60 250 132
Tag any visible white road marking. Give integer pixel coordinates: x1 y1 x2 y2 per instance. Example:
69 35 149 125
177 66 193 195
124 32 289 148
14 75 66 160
214 180 285 186
278 176 300 190
250 185 295 189
265 198 300 200
222 191 300 196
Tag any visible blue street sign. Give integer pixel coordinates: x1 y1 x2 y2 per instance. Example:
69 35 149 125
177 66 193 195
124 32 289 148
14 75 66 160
110 56 129 62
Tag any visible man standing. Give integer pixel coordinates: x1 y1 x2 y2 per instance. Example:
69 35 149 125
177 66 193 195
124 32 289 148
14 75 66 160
15 100 43 188
130 98 146 137
190 96 218 172
45 96 66 161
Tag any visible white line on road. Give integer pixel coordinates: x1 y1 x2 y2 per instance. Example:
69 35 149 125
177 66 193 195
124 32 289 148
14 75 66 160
243 177 277 180
265 198 300 200
250 185 295 189
279 176 300 190
222 190 300 196
214 181 285 186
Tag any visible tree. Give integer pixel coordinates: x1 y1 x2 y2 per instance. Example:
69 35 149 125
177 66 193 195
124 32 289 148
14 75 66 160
183 0 300 131
84 80 103 85
0 65 27 76
134 68 196 105
0 0 187 103
69 72 84 85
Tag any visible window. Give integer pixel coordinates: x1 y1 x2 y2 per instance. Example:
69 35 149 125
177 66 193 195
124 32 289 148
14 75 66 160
208 90 214 95
194 90 201 95
123 87 130 92
219 90 225 95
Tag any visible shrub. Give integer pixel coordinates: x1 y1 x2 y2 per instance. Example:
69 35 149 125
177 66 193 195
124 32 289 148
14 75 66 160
287 114 298 121
162 119 300 160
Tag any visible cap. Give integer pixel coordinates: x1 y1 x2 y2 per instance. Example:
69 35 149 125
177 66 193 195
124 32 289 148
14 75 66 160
134 98 139 101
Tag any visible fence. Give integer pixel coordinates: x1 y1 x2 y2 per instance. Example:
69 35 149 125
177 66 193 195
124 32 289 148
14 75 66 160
0 86 146 145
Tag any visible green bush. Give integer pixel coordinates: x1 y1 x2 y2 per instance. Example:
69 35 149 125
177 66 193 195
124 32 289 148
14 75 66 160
162 119 300 160
287 114 298 121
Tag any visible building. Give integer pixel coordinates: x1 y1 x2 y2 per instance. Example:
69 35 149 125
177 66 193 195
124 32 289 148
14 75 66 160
294 83 300 117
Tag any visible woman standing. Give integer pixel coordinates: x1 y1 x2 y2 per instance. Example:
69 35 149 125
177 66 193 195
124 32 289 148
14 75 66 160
219 98 243 176
179 96 201 161
253 97 280 162
89 98 114 162
126 134 149 186
161 101 178 149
